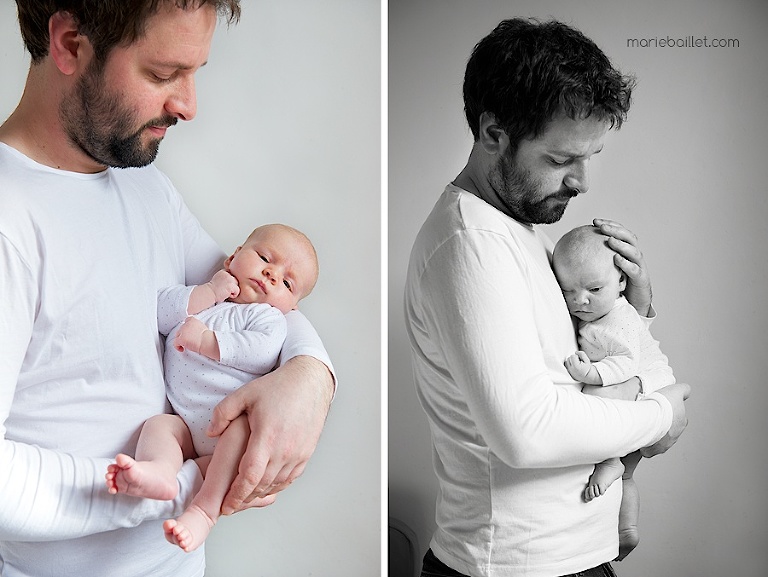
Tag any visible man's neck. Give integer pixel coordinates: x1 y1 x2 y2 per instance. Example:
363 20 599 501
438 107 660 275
453 149 519 222
0 69 106 174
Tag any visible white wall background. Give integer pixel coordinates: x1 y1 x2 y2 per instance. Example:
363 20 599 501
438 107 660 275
0 2 381 575
389 1 768 576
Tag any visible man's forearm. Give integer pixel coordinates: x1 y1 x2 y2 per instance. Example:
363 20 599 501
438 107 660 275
0 439 201 541
282 355 335 413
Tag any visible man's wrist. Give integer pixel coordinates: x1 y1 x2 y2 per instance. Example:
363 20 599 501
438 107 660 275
642 391 674 443
636 376 646 400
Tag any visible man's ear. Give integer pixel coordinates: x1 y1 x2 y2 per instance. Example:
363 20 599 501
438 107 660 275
478 111 510 156
49 11 88 75
619 272 627 293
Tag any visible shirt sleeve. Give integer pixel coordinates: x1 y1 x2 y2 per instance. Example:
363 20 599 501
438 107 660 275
0 236 203 542
278 310 337 393
415 229 671 469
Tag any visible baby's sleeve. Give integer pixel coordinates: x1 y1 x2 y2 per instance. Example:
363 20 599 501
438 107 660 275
216 304 288 376
579 318 642 386
157 285 195 336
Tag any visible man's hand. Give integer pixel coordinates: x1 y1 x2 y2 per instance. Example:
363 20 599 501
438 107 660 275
207 355 334 515
593 218 653 317
641 383 691 457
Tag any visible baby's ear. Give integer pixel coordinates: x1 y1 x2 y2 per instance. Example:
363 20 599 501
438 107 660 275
618 272 627 292
223 247 242 269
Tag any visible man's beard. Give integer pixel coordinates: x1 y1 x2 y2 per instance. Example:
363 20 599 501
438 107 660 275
59 62 177 168
490 150 578 225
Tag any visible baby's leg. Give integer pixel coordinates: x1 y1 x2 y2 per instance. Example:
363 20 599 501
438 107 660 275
106 414 195 500
583 457 625 502
616 450 642 561
164 414 249 552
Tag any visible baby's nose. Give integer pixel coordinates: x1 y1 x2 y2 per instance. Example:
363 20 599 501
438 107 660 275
264 268 280 284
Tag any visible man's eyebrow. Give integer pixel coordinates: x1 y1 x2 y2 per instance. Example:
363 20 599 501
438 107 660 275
548 146 604 158
150 60 209 71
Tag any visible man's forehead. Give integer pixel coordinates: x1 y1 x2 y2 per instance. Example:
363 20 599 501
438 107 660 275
128 4 216 57
531 114 610 155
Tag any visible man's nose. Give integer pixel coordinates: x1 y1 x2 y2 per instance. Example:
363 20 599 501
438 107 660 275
563 160 589 194
165 76 197 122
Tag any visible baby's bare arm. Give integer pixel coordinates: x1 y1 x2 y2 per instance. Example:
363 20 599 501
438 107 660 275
582 377 640 400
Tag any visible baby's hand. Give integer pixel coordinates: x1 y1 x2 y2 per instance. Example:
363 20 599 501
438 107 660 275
209 270 240 303
565 351 593 382
175 317 209 354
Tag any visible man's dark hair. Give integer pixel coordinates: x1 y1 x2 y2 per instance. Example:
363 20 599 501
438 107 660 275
15 0 241 64
463 18 635 147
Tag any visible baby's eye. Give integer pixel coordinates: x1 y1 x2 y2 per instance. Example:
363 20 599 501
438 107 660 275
283 280 292 291
589 287 602 293
259 254 268 263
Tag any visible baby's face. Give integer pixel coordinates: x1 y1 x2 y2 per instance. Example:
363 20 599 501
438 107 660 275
225 228 317 314
554 254 625 323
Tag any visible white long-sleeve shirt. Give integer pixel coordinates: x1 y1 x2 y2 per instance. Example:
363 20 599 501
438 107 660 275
405 184 673 577
0 143 333 577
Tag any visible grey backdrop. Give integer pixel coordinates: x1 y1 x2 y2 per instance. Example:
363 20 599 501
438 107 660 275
389 1 768 576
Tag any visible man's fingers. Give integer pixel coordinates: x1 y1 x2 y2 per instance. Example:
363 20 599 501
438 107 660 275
222 431 280 511
613 253 643 278
593 218 638 244
207 390 246 438
269 462 304 493
222 454 270 514
592 217 621 228
248 494 278 508
607 237 643 263
250 462 306 500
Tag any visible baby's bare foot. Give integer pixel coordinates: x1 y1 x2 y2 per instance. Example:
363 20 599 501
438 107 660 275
105 453 179 500
163 505 216 552
583 457 625 502
616 526 640 561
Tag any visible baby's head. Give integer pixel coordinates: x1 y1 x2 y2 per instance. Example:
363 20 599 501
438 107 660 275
224 224 319 314
552 225 626 322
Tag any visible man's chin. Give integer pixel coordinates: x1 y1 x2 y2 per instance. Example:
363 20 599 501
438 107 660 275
533 202 569 224
108 142 161 168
